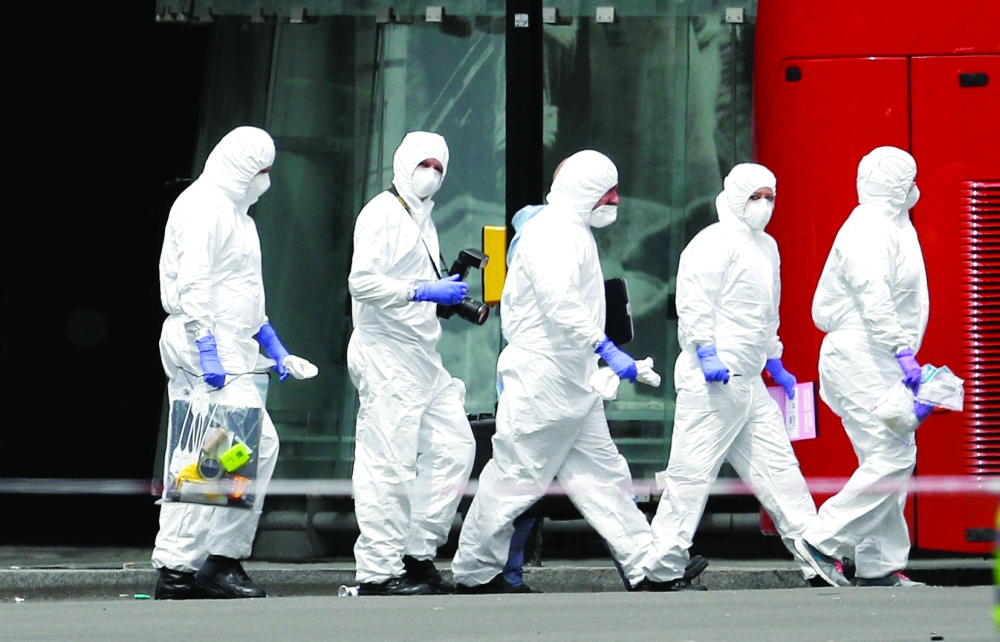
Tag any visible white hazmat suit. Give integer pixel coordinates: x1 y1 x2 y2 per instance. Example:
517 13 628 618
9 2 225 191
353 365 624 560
348 132 475 585
154 126 281 573
451 150 654 589
645 163 817 582
802 146 927 580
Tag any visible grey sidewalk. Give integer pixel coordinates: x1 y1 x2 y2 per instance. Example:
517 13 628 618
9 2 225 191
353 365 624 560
1 546 992 601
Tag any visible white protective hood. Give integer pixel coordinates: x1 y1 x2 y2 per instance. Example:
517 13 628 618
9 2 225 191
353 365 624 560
714 163 777 231
546 150 619 227
200 126 276 205
856 146 917 212
392 131 450 221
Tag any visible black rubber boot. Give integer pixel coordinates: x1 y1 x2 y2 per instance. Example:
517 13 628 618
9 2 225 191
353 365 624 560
154 568 206 600
358 576 434 596
455 574 516 595
402 555 455 594
194 555 267 599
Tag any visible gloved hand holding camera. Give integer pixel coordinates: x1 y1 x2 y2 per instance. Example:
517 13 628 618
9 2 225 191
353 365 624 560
413 274 468 305
436 248 491 326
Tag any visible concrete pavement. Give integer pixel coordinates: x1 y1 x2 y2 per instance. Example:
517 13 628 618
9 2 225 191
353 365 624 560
0 546 992 601
1 587 994 642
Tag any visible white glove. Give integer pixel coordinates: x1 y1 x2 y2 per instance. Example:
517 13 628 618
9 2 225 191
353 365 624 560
589 367 620 401
284 355 319 380
635 358 661 387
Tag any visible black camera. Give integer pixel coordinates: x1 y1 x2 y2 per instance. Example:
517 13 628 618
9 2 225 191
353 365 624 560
437 248 491 326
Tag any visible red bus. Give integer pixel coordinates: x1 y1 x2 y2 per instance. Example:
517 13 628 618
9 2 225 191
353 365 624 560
754 0 1000 554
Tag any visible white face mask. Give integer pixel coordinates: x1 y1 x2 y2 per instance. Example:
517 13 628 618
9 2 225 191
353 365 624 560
242 173 271 210
412 167 443 199
903 183 920 211
590 205 618 228
742 198 774 231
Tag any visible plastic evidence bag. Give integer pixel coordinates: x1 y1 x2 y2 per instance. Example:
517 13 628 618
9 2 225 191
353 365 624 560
159 373 268 509
916 364 964 412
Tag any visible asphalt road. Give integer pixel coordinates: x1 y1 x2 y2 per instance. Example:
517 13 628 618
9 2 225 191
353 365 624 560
2 586 993 642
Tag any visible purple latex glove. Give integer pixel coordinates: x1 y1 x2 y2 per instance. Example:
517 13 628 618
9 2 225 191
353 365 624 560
914 400 934 422
596 337 638 383
896 348 922 394
196 334 226 389
414 274 468 305
765 358 797 399
255 322 290 381
696 345 730 384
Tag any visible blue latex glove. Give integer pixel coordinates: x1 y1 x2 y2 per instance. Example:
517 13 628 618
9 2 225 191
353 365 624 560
765 358 797 399
914 400 934 422
896 348 922 394
196 334 226 389
595 337 638 383
696 345 730 384
413 274 468 305
254 322 290 381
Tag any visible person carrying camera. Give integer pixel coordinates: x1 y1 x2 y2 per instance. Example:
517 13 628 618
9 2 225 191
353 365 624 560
347 131 476 596
451 150 659 593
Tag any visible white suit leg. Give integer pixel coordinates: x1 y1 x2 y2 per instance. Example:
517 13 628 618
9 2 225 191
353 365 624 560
152 502 214 573
556 399 652 587
726 379 817 578
451 387 575 586
405 376 475 560
645 382 750 582
854 489 911 579
804 348 916 574
207 410 279 559
350 342 427 584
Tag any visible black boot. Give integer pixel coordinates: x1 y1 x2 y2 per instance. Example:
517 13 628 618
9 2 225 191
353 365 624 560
631 577 708 592
684 555 709 581
154 568 205 600
402 555 455 594
358 576 434 596
455 574 516 595
194 555 267 599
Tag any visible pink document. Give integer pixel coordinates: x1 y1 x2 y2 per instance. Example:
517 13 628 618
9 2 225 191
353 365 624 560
767 382 817 442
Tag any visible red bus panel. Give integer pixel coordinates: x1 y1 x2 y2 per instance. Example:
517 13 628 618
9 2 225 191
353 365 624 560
910 54 1000 553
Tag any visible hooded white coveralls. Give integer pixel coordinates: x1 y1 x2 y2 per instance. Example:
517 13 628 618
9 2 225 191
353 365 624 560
803 147 927 579
347 132 476 584
451 150 653 588
153 126 280 572
645 164 817 582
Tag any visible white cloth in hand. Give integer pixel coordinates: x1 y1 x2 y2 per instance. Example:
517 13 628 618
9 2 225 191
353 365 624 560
635 358 661 387
590 367 621 401
284 355 319 380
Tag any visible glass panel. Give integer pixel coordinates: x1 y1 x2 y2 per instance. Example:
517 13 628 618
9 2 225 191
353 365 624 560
245 14 506 480
250 17 378 479
542 13 755 480
363 18 507 415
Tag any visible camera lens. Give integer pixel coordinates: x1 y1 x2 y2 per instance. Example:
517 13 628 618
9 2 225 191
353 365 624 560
456 297 490 326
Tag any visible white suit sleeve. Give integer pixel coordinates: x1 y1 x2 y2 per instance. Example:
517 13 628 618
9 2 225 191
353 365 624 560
173 208 219 337
764 237 784 360
521 234 605 349
348 205 411 309
836 234 909 353
676 235 729 352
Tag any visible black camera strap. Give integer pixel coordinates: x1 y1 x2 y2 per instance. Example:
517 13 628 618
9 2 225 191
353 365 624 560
389 184 445 279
